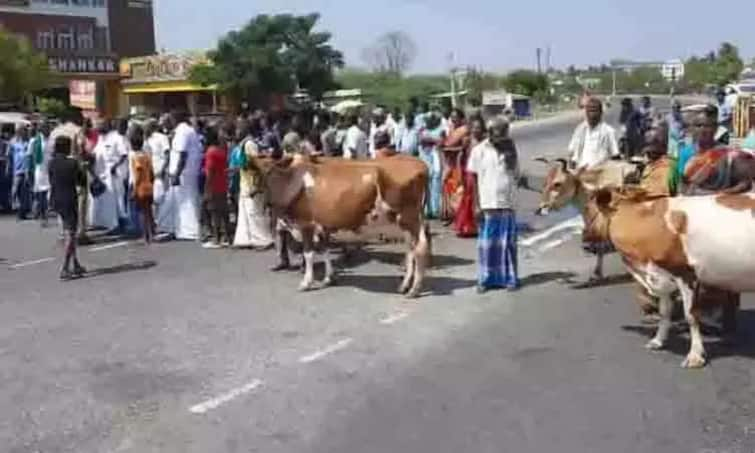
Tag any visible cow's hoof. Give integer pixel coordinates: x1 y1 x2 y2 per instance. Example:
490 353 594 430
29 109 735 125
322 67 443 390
645 339 665 350
298 282 314 292
681 353 707 369
322 276 335 287
405 288 420 299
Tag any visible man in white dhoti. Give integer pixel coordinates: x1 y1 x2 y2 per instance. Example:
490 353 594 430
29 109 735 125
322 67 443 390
89 120 128 233
145 118 171 234
231 119 274 249
165 111 202 241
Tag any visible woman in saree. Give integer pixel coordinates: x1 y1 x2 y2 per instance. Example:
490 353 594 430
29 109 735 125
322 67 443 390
441 108 469 223
418 112 445 219
454 115 486 237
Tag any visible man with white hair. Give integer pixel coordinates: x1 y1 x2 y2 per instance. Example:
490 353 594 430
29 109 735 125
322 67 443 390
369 107 392 158
467 116 521 293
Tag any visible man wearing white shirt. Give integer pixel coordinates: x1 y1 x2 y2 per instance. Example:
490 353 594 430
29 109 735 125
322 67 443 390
165 111 203 240
568 98 619 170
342 114 368 159
90 120 128 232
145 118 171 233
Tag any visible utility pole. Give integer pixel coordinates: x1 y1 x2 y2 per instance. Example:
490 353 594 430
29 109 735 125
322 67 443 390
448 52 457 108
536 48 542 73
546 45 551 72
612 68 617 97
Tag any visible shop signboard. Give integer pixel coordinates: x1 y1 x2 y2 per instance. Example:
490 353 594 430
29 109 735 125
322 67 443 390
121 54 209 84
49 56 118 75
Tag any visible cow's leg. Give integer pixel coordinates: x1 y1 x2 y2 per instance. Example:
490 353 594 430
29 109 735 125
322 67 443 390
299 229 316 292
398 233 415 295
678 279 707 368
646 292 673 350
322 233 335 287
591 251 605 281
406 222 430 298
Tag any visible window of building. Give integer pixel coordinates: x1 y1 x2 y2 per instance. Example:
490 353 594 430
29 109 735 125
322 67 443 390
94 26 109 52
72 0 91 6
92 0 105 6
36 30 55 50
77 27 94 50
57 27 75 50
51 0 70 5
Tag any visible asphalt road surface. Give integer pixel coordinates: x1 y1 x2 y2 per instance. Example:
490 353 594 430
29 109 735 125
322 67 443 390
3 98 754 453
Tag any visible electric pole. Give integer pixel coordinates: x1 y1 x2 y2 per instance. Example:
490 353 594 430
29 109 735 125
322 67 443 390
546 45 551 73
536 48 542 74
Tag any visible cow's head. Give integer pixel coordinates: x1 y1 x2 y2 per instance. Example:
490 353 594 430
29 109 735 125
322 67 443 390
535 157 580 215
259 158 308 216
582 187 616 243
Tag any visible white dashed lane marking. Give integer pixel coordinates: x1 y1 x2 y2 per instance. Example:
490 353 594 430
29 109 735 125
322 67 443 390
9 257 56 269
189 379 263 414
379 311 410 325
89 241 130 252
299 338 353 364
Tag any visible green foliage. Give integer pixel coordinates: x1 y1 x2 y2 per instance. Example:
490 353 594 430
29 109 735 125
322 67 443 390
36 97 68 118
503 70 549 97
335 69 448 110
0 27 51 102
682 42 744 90
189 13 344 99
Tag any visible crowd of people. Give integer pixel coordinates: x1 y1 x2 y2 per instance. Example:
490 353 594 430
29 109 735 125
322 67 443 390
0 101 526 289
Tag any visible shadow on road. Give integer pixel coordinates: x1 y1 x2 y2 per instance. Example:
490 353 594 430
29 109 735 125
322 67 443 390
78 260 158 279
569 273 635 290
521 271 578 287
622 309 755 364
334 274 476 297
333 248 474 272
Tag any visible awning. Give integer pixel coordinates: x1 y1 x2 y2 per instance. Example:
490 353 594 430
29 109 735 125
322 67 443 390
122 80 218 94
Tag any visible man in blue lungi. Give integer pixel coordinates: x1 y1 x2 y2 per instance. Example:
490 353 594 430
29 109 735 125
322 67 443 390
467 116 521 294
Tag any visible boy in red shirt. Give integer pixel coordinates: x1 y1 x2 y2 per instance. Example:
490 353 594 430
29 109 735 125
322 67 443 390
202 127 232 248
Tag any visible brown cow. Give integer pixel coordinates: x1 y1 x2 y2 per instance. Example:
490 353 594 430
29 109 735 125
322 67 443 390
580 188 755 368
261 155 430 297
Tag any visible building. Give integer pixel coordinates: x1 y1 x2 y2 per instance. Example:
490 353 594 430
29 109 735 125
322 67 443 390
119 52 224 117
661 59 685 82
0 0 156 117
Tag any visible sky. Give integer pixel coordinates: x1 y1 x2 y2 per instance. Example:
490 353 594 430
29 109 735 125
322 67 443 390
155 0 755 74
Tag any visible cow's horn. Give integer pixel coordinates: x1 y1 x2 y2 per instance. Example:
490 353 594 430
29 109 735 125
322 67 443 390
533 157 550 163
554 158 568 172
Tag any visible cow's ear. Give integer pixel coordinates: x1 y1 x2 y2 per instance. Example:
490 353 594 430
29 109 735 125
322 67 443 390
594 188 613 209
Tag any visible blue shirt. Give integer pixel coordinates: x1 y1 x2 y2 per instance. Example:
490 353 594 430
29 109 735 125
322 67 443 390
10 139 30 175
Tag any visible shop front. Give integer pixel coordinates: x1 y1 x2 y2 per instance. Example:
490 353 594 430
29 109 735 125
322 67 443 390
119 53 224 117
46 54 122 119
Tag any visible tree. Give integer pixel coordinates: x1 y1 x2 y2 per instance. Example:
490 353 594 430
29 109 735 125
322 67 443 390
361 31 417 76
189 13 344 100
336 68 447 110
0 27 51 103
711 42 744 85
503 70 549 97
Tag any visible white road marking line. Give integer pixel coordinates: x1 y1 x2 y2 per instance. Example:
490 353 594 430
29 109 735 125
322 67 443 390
520 216 583 247
379 312 410 325
299 338 353 364
189 379 263 414
537 236 574 252
10 257 55 269
89 241 129 252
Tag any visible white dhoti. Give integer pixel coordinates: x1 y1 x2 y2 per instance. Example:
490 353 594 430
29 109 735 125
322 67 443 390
153 178 173 234
164 177 200 240
233 194 274 248
88 173 120 231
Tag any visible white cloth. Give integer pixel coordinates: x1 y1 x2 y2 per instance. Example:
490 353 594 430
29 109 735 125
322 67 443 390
146 131 170 215
568 121 619 170
343 125 368 160
89 131 128 229
31 135 50 192
466 139 520 210
233 194 274 248
164 122 202 240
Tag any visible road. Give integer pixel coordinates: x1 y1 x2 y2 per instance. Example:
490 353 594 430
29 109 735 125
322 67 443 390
2 98 754 453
